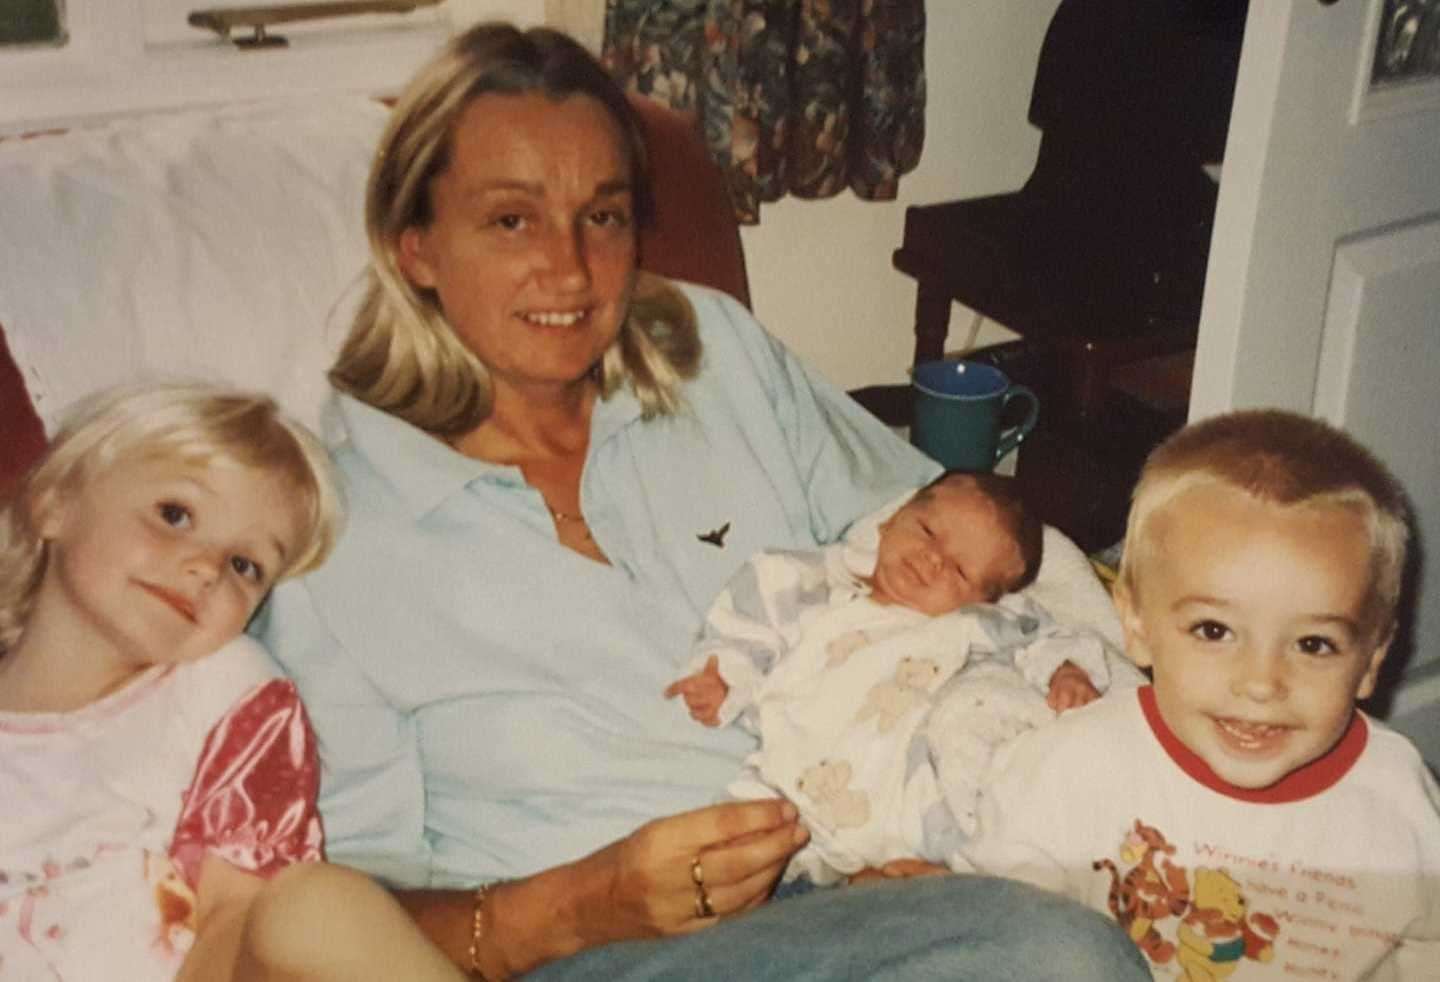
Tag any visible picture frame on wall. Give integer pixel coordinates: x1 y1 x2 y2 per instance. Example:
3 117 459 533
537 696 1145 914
1372 0 1440 86
0 0 65 47
1354 0 1440 123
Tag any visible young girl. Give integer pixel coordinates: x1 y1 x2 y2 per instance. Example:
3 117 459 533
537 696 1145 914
0 383 462 981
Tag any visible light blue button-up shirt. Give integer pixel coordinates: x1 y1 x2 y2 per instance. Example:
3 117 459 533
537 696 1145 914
255 283 941 888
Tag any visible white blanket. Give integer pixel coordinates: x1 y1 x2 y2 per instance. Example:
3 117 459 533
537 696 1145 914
0 94 387 436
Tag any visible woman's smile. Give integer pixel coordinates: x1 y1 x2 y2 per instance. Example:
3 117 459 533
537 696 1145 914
518 308 591 327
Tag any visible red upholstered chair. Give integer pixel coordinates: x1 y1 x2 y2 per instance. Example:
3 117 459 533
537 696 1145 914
0 94 748 499
0 330 45 497
631 95 750 310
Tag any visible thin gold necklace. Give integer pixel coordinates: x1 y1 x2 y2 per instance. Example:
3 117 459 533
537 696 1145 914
545 505 593 542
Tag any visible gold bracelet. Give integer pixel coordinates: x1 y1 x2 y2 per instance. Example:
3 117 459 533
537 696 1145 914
467 881 499 979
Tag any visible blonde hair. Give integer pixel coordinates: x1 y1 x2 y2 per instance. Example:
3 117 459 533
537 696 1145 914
1119 409 1410 638
0 383 344 652
330 22 700 437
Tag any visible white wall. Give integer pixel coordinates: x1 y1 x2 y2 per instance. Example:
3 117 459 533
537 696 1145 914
741 2 1062 390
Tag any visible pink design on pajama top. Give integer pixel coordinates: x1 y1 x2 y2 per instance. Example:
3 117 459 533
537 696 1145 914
170 677 324 890
0 637 324 980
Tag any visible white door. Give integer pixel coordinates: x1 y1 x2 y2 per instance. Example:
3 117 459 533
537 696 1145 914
1192 0 1440 764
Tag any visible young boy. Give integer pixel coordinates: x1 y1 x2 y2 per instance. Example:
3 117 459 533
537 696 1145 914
962 410 1440 979
666 472 1137 882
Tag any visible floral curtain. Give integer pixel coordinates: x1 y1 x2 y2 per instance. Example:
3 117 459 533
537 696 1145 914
602 0 926 224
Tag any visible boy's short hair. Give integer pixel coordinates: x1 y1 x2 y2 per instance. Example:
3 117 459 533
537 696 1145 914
923 470 1044 593
1119 409 1409 638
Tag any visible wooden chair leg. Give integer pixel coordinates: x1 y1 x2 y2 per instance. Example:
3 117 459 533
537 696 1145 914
913 283 951 365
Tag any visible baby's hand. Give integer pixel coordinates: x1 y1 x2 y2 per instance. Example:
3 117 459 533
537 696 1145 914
663 655 729 726
1046 660 1100 713
849 858 949 884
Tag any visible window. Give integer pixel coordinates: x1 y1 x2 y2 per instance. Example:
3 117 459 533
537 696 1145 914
0 0 458 133
0 1 547 133
141 0 444 48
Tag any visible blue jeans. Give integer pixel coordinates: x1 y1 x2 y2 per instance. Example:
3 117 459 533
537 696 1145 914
528 874 1148 980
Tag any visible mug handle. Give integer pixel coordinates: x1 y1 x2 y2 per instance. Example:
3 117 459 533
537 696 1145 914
993 385 1040 461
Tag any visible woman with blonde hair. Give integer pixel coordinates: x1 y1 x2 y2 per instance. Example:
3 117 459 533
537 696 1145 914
259 22 1148 980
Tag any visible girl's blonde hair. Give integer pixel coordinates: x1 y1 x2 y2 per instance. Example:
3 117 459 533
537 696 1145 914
0 383 343 652
330 22 700 437
1118 409 1410 640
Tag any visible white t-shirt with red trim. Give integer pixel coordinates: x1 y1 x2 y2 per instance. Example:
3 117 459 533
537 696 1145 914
964 686 1440 981
0 636 323 981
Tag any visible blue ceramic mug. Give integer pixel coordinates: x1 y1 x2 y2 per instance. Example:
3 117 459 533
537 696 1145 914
911 359 1040 472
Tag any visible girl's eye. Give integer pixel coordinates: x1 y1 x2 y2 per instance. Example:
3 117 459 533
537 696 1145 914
229 555 264 584
491 213 527 231
1189 620 1232 643
1297 635 1339 657
920 522 934 538
158 502 191 529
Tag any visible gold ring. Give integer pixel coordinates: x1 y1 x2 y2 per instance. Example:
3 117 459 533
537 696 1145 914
690 856 705 887
694 884 715 919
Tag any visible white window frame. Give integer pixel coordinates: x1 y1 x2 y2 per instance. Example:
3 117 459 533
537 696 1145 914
0 1 556 134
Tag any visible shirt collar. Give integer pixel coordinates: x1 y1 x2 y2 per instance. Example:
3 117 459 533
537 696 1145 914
1137 685 1369 804
590 381 645 445
335 386 647 521
335 393 516 521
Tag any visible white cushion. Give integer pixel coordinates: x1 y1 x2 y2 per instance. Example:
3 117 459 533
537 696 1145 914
0 94 388 436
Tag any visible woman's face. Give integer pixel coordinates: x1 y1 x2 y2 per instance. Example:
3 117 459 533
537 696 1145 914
399 92 639 399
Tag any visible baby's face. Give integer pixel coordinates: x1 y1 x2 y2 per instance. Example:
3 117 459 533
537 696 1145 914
870 479 1023 616
1118 485 1389 790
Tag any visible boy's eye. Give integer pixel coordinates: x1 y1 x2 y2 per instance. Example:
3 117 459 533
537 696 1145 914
490 213 527 231
589 206 632 229
229 555 264 584
1296 635 1339 656
158 502 191 529
1189 620 1233 643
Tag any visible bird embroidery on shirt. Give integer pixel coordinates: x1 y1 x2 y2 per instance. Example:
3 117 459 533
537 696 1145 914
697 522 731 548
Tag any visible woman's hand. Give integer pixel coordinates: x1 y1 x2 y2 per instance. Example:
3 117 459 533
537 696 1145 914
591 797 809 940
398 799 809 978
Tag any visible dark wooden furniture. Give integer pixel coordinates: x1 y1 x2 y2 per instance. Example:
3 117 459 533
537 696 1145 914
855 0 1246 549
